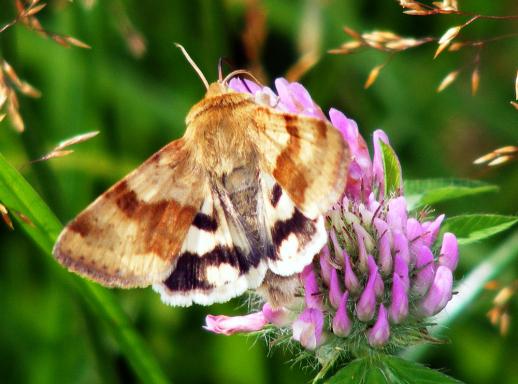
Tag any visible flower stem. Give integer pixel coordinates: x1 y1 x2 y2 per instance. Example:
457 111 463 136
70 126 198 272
313 350 340 384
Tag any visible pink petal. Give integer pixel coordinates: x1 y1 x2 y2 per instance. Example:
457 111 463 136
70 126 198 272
439 232 459 271
204 312 267 336
292 308 325 350
367 304 390 347
332 291 352 337
417 266 453 317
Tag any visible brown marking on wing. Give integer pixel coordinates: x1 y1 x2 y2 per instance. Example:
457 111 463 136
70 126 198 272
68 213 92 237
316 119 327 140
271 183 282 207
145 200 197 256
110 181 139 216
53 138 205 288
272 114 309 208
253 107 349 219
101 179 200 258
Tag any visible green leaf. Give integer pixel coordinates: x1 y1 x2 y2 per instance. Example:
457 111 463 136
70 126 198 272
364 366 391 384
383 355 462 383
441 214 518 245
326 355 463 384
381 142 403 197
404 179 498 211
325 358 368 383
379 140 403 196
0 152 169 384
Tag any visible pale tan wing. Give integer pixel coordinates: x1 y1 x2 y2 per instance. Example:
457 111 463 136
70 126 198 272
253 109 349 219
53 139 205 288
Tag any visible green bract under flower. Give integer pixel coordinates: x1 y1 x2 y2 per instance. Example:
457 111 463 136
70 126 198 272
204 77 459 362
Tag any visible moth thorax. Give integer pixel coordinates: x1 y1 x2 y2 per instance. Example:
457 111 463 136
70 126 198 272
186 101 257 175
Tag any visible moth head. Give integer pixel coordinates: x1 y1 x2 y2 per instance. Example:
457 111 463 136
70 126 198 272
205 69 263 98
204 82 229 98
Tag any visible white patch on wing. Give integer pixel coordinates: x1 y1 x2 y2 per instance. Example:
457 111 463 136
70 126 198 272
180 226 231 255
261 172 295 221
274 193 296 221
199 196 214 215
268 215 327 276
206 263 240 286
278 233 300 261
268 216 327 276
179 192 232 256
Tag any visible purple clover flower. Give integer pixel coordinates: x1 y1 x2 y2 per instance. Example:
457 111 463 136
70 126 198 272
204 77 459 354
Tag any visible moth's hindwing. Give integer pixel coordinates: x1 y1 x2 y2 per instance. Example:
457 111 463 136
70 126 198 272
254 108 349 219
53 139 204 288
154 175 268 307
261 172 327 276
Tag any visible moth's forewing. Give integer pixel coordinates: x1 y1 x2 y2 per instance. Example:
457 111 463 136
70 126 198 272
254 108 349 219
53 139 205 288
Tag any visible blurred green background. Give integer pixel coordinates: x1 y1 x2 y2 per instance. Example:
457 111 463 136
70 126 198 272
1 0 517 383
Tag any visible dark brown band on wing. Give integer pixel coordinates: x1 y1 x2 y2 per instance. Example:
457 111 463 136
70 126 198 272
270 208 318 260
163 245 255 292
271 183 282 207
192 212 218 232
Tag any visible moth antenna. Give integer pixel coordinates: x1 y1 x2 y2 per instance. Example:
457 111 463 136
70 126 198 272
222 70 261 87
217 57 234 82
175 43 209 90
218 57 224 82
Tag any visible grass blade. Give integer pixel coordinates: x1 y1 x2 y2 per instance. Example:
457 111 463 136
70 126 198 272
0 152 169 384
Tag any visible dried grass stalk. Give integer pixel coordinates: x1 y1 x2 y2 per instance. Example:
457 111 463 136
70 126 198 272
435 26 462 58
471 67 480 95
0 203 14 230
364 64 385 89
473 145 518 166
0 59 41 132
55 131 99 150
30 131 99 165
437 70 460 92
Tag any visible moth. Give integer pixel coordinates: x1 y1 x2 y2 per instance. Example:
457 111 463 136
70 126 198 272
53 48 349 307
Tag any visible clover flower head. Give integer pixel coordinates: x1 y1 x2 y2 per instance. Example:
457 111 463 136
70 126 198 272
204 77 459 358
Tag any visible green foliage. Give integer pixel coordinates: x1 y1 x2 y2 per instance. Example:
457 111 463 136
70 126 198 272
404 179 498 211
382 356 462 384
325 358 366 383
0 153 169 384
403 178 516 244
381 141 403 197
0 153 62 252
441 214 518 245
326 356 462 384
